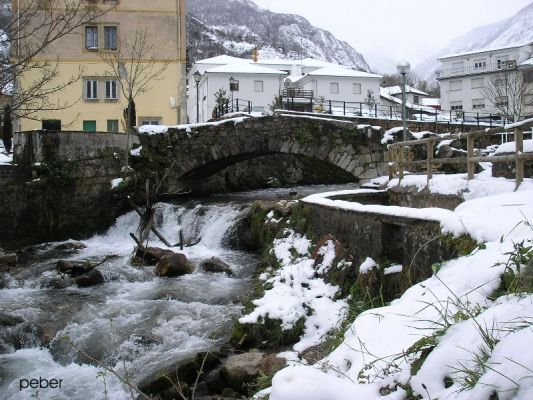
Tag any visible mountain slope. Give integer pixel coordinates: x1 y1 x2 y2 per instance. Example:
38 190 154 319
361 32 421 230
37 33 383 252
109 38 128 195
415 2 533 80
186 0 370 71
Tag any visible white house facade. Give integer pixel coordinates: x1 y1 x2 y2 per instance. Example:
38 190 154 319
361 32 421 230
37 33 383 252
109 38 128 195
187 56 382 122
437 42 533 119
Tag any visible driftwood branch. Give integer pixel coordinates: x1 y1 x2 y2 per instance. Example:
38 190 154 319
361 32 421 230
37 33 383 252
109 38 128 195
127 196 173 247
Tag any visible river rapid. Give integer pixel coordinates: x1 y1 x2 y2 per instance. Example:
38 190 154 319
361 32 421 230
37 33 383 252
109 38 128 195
0 184 355 400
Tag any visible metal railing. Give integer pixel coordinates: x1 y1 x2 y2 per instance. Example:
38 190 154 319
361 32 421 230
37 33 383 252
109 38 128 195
282 89 314 98
280 98 510 128
436 61 518 79
387 120 533 189
213 98 253 119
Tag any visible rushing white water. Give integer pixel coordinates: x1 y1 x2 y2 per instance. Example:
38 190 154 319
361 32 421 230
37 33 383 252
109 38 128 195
0 202 255 400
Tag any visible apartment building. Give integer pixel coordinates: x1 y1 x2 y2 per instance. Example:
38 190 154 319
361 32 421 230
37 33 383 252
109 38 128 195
437 42 533 119
14 0 187 132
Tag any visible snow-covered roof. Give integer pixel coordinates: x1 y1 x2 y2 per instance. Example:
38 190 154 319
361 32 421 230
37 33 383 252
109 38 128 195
205 63 288 75
438 42 532 60
382 85 428 96
379 89 435 113
306 66 381 79
422 98 441 107
195 55 250 65
520 57 533 67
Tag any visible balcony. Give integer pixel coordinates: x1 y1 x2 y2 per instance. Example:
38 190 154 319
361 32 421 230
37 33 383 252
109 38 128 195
436 62 517 80
282 89 314 99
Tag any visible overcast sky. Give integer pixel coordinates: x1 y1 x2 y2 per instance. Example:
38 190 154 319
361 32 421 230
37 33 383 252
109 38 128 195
251 0 531 72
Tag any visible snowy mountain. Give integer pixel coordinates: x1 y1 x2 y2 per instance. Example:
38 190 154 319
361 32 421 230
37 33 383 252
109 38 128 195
415 2 533 80
186 0 370 71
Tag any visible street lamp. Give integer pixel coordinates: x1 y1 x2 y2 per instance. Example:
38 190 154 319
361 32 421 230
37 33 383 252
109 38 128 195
229 76 238 112
396 60 410 142
193 71 202 123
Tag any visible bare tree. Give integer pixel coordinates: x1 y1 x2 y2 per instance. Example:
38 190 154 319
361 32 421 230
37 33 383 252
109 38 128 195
100 28 168 165
4 0 114 120
482 66 532 122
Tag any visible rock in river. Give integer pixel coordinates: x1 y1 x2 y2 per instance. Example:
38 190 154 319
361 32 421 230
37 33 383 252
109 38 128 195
155 253 193 277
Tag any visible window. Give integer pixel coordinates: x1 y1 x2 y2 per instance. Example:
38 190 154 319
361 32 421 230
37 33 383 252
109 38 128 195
104 26 117 50
493 77 506 87
105 80 118 99
472 98 485 109
524 71 533 83
140 118 161 126
353 83 361 94
449 80 462 91
107 120 119 133
471 78 484 89
413 95 420 105
85 80 98 99
85 26 98 49
451 61 464 74
450 101 463 111
473 59 487 70
83 120 97 132
330 82 339 94
42 120 61 131
497 56 509 69
495 96 508 107
254 80 264 92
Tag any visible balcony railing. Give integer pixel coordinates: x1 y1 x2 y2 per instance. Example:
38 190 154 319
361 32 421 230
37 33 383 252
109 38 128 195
282 89 314 99
436 62 517 79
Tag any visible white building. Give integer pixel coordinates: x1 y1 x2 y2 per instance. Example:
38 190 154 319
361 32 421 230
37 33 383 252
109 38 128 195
381 85 429 106
436 42 533 120
187 56 382 122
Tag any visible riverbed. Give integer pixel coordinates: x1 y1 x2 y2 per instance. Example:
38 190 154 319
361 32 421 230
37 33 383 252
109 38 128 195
0 184 355 400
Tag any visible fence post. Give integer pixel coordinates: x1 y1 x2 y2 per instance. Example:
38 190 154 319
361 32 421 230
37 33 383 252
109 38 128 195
388 147 395 180
427 139 434 185
236 100 239 112
359 103 362 116
515 128 524 189
467 134 475 180
248 101 251 112
398 145 404 182
490 113 493 128
389 106 393 119
343 101 346 116
477 112 480 129
329 100 332 114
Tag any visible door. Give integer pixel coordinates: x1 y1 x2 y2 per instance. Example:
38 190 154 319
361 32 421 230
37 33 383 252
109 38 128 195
83 120 97 132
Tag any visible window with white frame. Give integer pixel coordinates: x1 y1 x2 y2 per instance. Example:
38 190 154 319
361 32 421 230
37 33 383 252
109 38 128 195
105 80 118 99
140 117 161 126
471 77 484 89
473 59 487 70
413 95 420 104
495 96 508 107
85 26 98 49
254 80 264 92
330 82 339 94
472 98 485 109
104 26 117 50
107 120 119 133
449 80 462 91
85 80 98 99
353 83 361 94
496 56 509 69
450 101 463 111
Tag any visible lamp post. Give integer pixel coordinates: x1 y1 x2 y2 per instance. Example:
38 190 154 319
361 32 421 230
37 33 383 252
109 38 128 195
193 71 202 123
396 61 410 142
229 77 236 113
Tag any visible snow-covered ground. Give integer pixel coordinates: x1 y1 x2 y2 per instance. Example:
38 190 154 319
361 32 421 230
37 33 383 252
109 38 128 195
0 142 12 165
250 171 533 400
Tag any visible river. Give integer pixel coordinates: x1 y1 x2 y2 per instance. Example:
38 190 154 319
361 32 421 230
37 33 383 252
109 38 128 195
0 184 355 400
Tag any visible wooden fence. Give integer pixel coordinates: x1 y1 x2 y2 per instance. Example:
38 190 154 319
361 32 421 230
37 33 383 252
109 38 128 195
387 120 533 189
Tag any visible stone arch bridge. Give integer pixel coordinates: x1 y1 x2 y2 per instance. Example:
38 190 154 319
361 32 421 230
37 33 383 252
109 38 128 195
135 115 388 193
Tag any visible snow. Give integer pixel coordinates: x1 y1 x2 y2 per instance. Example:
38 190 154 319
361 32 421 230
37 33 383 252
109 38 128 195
381 127 404 144
382 85 429 97
137 117 250 135
110 178 123 189
306 65 381 79
205 63 288 75
383 264 403 275
494 139 533 154
359 257 377 274
239 229 348 353
130 146 142 157
439 42 530 60
265 171 533 400
505 117 533 130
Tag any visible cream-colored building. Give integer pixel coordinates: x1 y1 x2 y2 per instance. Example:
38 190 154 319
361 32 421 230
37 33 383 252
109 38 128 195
14 0 187 132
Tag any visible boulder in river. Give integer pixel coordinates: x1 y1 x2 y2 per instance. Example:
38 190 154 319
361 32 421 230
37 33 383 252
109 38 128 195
0 312 24 327
155 253 193 277
54 242 87 251
134 246 176 265
56 260 94 277
200 257 233 276
75 269 105 287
